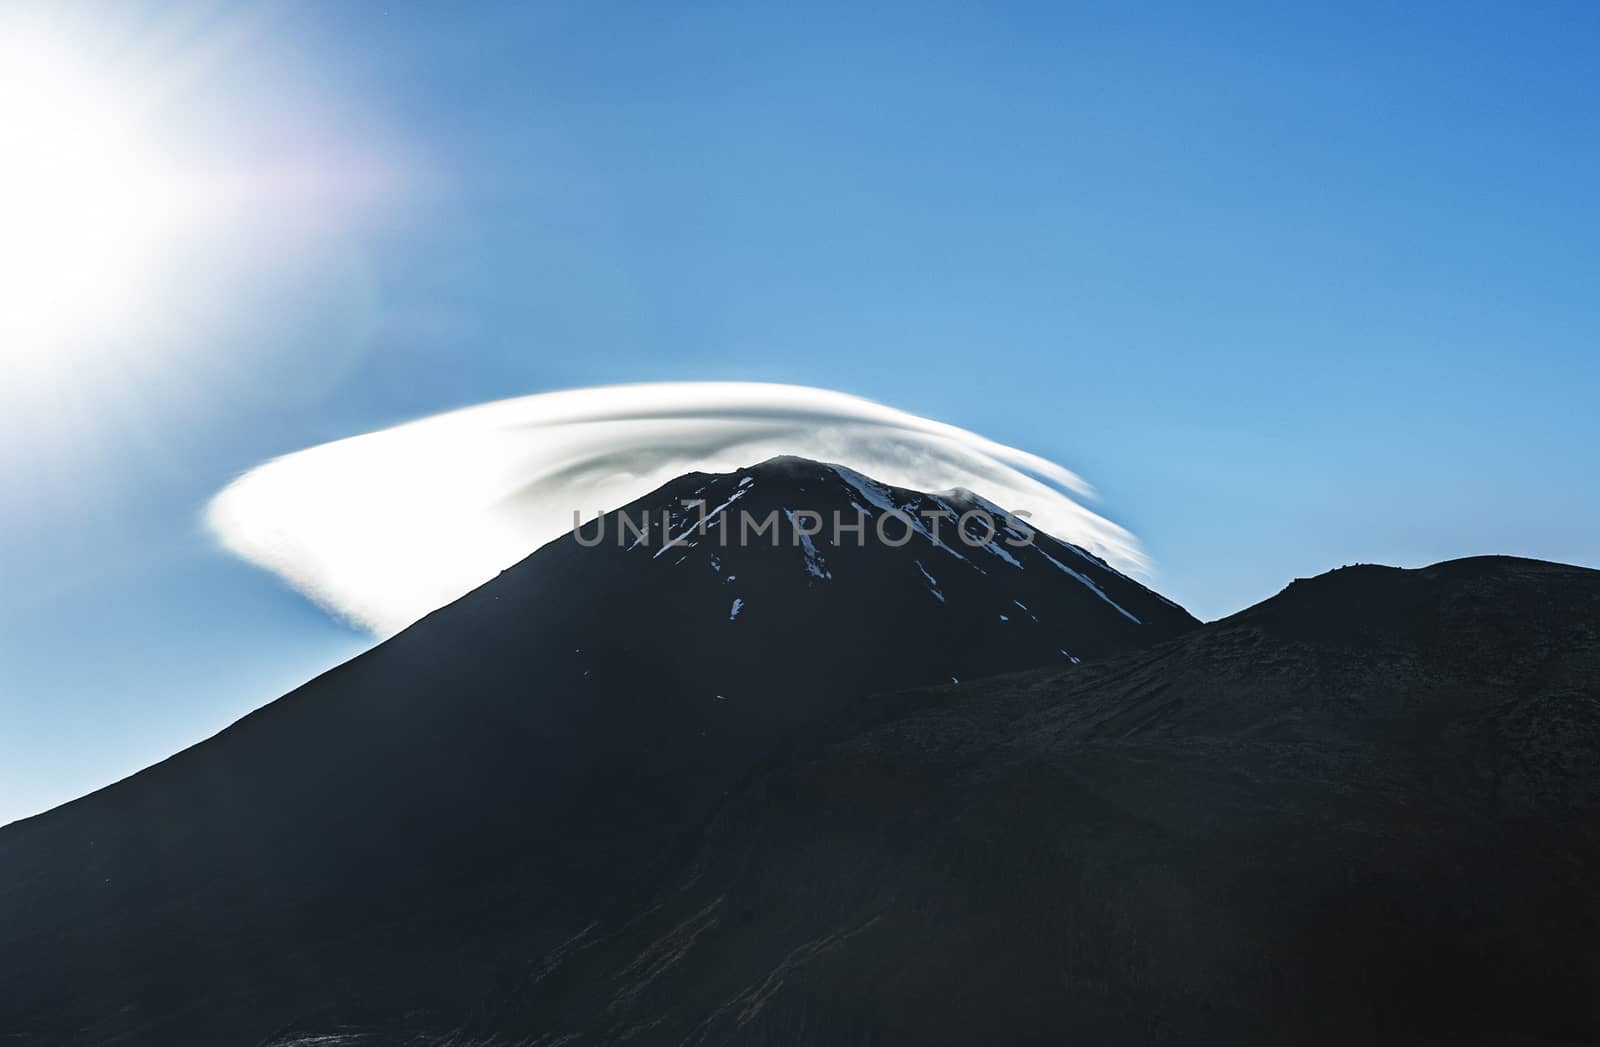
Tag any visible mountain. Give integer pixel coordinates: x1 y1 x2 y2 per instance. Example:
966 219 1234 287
478 556 1600 1047
10 465 1596 1046
0 457 1196 1047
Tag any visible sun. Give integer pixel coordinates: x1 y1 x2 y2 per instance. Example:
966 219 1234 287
0 36 182 355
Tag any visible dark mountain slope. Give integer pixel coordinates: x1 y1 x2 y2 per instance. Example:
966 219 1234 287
0 458 1193 1047
475 557 1600 1047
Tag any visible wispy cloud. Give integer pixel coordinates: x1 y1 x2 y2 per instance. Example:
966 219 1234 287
207 382 1149 635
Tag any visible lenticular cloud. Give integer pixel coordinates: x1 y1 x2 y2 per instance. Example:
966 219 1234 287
207 382 1149 636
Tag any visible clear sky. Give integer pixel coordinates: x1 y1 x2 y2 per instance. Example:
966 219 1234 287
2 0 1597 825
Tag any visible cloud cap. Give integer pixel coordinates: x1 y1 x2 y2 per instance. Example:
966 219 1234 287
207 382 1148 635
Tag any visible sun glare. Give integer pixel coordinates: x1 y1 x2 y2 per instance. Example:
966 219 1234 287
0 38 182 355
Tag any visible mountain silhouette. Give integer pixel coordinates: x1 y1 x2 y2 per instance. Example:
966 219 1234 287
5 465 1597 1045
0 457 1195 1046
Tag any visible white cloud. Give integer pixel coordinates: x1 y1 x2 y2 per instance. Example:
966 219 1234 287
207 382 1149 635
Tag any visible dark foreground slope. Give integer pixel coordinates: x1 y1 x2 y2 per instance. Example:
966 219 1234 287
470 557 1600 1047
0 458 1192 1047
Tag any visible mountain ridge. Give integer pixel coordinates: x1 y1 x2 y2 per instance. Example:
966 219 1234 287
466 553 1600 1046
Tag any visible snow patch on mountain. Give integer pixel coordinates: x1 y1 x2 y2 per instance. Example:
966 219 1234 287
784 509 832 581
1036 548 1142 624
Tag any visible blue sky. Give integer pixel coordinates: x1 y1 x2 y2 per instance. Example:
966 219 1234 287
2 0 1597 825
